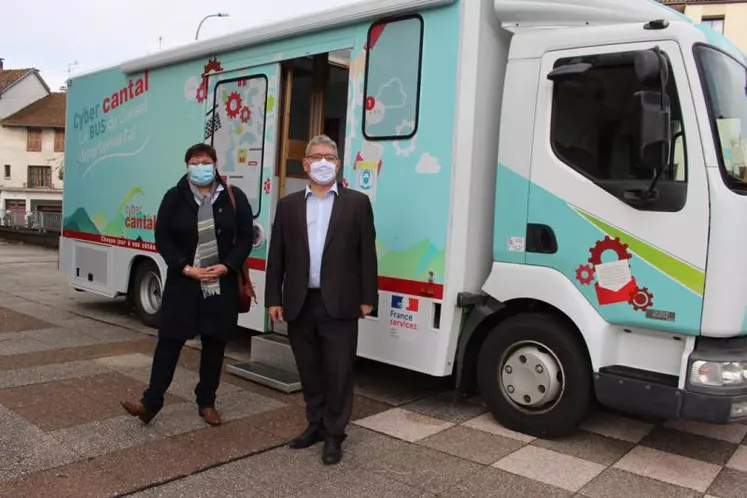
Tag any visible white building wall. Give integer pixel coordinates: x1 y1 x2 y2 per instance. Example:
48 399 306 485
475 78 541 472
0 126 64 218
0 73 48 120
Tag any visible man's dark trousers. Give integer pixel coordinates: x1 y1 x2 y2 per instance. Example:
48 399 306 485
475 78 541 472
287 289 358 440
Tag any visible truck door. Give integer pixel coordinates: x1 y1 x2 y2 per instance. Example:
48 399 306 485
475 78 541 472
526 41 708 335
203 63 281 332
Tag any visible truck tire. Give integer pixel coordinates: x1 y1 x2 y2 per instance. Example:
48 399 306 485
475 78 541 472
132 260 162 329
477 312 592 439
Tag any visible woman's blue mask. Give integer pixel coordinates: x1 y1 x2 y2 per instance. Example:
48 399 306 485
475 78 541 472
187 164 216 187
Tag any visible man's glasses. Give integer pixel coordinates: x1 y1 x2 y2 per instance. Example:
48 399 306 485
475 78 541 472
307 154 338 162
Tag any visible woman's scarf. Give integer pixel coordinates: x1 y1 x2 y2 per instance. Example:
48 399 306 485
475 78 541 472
190 183 221 299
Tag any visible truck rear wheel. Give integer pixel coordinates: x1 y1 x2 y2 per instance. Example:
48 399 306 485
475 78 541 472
477 313 591 439
132 260 162 329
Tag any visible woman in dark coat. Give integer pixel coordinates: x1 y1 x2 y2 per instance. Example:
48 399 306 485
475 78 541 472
121 143 254 426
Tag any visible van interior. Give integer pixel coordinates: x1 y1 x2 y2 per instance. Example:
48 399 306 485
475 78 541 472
273 49 351 198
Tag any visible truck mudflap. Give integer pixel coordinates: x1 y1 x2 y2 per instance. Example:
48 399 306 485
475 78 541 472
595 336 747 424
453 292 505 397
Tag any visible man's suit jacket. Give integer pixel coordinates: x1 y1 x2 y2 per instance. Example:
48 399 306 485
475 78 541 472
265 185 378 322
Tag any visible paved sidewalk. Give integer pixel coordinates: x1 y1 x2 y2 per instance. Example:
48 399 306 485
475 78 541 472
1 241 747 497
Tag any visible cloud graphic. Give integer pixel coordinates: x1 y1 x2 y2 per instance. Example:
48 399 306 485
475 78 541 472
415 153 441 174
377 78 407 108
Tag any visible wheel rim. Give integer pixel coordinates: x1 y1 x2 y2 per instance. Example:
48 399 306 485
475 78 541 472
498 340 565 414
139 270 162 316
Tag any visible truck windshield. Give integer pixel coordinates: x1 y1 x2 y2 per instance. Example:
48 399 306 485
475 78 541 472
694 44 747 191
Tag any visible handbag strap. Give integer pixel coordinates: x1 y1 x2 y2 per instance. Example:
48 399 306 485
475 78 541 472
224 182 256 300
225 183 239 245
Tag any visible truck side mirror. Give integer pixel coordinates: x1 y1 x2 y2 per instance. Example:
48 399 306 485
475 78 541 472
634 50 669 87
632 47 671 171
633 91 671 170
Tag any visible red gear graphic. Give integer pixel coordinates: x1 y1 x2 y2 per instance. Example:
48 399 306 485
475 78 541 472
237 79 247 87
203 58 223 74
575 264 595 285
195 80 208 103
629 287 654 312
226 92 242 119
588 236 631 265
263 178 272 195
240 106 251 124
365 96 376 111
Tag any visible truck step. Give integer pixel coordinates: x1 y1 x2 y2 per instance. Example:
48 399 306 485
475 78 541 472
249 333 298 375
226 361 301 393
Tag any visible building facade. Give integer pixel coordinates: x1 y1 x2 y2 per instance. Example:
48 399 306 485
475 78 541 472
0 62 65 228
660 0 747 52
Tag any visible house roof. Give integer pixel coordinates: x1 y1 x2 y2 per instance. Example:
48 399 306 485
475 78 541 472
0 92 67 129
0 68 34 94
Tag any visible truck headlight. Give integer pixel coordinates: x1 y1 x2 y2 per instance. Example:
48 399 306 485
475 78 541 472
690 360 747 387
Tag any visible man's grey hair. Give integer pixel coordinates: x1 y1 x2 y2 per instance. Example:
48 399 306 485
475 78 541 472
306 134 338 157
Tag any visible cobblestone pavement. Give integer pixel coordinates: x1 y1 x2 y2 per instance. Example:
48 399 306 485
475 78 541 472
1 240 747 497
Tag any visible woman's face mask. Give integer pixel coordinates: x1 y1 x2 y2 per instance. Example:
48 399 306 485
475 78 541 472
187 164 216 187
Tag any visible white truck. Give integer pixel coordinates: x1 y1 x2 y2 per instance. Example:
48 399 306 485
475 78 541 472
61 0 747 437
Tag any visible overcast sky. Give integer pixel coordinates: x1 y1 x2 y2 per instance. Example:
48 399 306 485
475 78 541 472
1 0 359 91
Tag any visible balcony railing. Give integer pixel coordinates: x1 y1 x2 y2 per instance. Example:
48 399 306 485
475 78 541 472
0 210 61 232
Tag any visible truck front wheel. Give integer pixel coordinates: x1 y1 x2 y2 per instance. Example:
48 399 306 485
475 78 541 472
477 313 592 439
132 260 162 329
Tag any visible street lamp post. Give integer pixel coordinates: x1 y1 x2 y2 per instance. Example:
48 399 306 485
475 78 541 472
195 13 230 40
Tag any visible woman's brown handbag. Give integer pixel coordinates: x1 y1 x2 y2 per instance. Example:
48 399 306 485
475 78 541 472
226 185 256 313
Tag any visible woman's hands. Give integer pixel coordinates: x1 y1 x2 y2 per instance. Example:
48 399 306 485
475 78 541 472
183 264 229 282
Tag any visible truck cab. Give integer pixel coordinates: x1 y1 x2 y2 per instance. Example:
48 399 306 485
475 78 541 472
461 10 747 437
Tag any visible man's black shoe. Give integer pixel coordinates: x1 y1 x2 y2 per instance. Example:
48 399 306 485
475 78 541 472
288 426 323 449
322 439 343 465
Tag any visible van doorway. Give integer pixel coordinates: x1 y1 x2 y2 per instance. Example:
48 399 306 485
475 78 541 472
274 49 351 197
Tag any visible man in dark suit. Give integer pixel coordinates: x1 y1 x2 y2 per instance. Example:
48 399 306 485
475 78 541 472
265 134 378 465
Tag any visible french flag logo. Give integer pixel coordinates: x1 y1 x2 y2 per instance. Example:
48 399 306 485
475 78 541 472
391 295 419 312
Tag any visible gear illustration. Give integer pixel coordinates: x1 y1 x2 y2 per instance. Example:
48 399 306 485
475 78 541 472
239 106 252 124
238 79 247 87
575 264 595 285
588 236 631 265
393 120 417 157
629 287 654 312
195 81 208 103
226 92 242 119
365 96 376 111
203 57 223 74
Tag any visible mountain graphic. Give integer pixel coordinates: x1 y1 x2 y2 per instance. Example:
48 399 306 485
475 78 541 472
378 238 444 282
91 212 109 232
63 208 99 235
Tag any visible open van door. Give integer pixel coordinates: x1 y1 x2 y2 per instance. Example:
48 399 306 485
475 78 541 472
203 62 281 333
